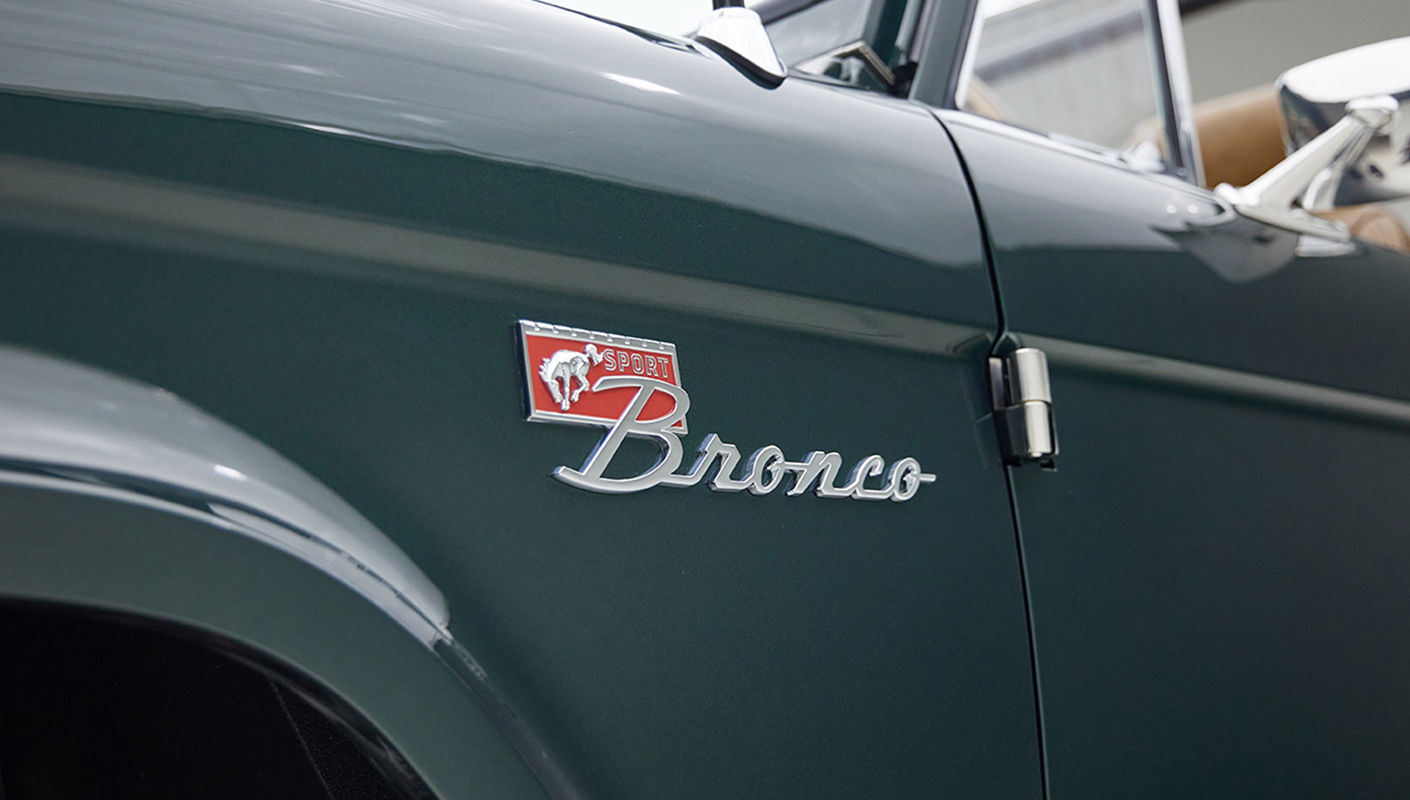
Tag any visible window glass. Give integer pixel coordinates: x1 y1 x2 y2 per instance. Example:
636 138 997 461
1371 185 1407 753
767 0 875 65
963 0 1163 160
766 0 925 93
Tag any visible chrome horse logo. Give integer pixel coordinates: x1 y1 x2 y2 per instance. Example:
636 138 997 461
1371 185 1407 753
518 321 935 502
538 344 604 410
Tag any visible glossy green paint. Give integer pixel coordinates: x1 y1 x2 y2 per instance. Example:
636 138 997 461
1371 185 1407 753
943 113 1410 402
943 111 1410 797
0 0 994 324
0 0 1043 798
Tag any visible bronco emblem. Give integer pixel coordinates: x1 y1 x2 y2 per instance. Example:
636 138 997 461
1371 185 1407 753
520 320 686 432
518 321 935 501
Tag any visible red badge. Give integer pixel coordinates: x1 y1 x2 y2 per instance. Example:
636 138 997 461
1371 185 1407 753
519 321 687 432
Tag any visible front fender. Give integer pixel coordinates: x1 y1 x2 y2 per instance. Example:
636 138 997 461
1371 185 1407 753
0 346 551 799
0 344 447 639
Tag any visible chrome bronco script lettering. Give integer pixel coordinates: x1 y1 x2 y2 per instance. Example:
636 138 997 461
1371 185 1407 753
519 321 937 503
553 377 691 494
553 375 936 502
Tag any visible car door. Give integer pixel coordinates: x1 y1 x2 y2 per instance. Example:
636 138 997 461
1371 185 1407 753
0 0 1041 797
935 0 1410 795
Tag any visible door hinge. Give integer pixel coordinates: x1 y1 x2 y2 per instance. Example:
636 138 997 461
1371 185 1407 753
989 348 1058 470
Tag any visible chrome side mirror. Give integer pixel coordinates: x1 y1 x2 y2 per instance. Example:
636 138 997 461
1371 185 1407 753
1215 37 1409 241
692 1 787 87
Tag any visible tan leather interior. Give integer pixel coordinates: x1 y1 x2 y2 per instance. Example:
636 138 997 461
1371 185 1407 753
1192 85 1286 189
1321 203 1410 252
1192 84 1410 254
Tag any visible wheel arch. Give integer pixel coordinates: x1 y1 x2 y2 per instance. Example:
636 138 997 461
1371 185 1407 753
0 345 549 800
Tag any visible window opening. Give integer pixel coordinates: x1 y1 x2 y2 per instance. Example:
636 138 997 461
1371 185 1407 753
960 0 1170 170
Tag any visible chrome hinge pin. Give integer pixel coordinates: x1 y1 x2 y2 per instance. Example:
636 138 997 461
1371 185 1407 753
989 348 1059 470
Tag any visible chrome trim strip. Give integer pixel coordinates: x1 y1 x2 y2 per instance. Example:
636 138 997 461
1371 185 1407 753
519 321 681 359
950 0 986 109
1145 0 1203 185
936 107 1195 178
1023 334 1410 428
0 155 987 360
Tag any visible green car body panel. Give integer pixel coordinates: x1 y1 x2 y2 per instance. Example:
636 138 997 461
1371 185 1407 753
945 113 1410 796
0 0 1042 798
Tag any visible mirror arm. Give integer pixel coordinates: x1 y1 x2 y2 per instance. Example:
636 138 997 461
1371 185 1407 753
1298 126 1376 213
1215 95 1399 240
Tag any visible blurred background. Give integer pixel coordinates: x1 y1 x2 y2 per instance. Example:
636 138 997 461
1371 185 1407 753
1185 0 1409 103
